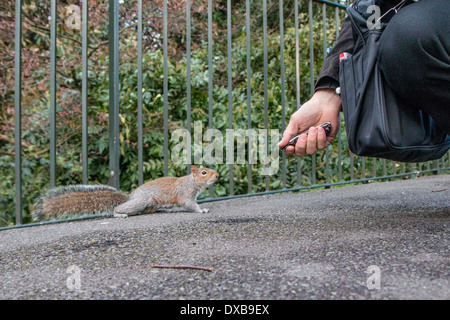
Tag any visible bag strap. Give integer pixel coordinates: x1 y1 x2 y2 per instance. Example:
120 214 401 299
375 0 407 25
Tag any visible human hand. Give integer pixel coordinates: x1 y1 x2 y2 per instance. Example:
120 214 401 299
278 89 341 157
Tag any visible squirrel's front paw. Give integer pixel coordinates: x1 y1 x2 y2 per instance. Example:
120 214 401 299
200 208 210 213
113 212 128 218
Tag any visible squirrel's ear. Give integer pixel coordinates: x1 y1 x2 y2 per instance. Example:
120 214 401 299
191 165 198 173
199 165 204 168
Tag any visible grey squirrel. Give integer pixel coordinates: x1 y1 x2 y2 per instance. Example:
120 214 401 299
31 165 219 221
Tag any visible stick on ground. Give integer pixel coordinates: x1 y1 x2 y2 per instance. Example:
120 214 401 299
150 263 213 272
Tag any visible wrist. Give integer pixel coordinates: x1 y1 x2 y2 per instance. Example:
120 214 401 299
313 88 342 111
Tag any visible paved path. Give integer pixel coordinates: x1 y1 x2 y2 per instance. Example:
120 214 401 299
0 175 448 300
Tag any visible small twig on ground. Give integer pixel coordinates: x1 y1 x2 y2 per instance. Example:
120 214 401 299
431 188 447 193
150 263 213 272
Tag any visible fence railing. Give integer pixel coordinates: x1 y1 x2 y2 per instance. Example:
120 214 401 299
8 0 449 230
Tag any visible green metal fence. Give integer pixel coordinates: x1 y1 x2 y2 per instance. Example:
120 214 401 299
9 0 449 230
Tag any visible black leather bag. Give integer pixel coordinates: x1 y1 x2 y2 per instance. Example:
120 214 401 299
338 0 450 163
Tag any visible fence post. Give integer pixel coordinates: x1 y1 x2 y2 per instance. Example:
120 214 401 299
137 0 143 185
227 0 234 195
50 0 57 188
186 0 192 175
14 0 23 225
246 0 252 193
163 0 169 177
82 0 89 184
308 0 317 185
109 0 120 189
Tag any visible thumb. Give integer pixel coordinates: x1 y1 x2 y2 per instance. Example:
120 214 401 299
278 121 298 148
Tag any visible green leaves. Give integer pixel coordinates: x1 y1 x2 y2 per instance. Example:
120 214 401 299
2 1 432 225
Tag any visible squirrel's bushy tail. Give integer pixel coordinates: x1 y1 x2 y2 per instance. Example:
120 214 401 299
31 185 129 222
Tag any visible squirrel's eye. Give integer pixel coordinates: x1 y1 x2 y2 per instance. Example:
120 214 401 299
201 171 207 175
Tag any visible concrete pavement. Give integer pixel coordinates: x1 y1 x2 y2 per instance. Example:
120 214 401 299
0 175 448 300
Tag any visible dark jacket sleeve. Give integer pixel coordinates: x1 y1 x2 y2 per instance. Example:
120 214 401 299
315 16 354 92
314 0 409 92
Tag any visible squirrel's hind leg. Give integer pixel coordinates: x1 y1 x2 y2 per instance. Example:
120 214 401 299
142 205 158 214
114 197 153 217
